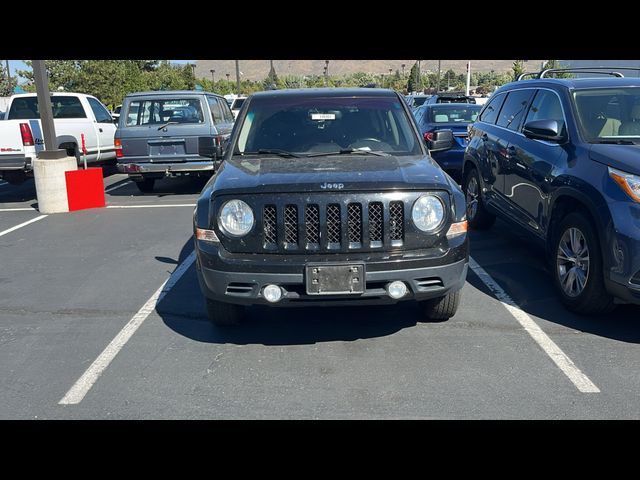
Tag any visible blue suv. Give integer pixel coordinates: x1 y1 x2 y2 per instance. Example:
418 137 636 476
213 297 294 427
463 70 640 314
414 103 482 177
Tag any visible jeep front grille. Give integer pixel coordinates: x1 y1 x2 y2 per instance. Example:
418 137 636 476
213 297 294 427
389 201 404 246
263 205 277 245
326 204 342 247
305 204 320 247
347 203 362 248
260 200 408 252
284 204 298 247
369 202 383 247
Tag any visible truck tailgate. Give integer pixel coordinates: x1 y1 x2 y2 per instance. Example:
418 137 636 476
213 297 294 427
0 121 29 169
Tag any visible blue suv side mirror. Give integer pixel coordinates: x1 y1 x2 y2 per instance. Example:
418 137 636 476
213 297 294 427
427 129 455 152
523 120 565 143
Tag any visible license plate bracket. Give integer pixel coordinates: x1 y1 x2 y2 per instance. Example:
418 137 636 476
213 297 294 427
306 263 365 295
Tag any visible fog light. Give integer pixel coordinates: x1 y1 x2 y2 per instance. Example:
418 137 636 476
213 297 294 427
263 284 283 303
387 281 407 299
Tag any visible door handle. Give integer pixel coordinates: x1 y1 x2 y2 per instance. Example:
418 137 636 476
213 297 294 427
481 133 488 141
99 128 103 133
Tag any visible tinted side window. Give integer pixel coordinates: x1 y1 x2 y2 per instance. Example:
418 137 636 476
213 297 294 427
524 89 566 135
496 90 534 131
478 93 506 125
87 97 113 123
208 97 223 124
219 98 234 123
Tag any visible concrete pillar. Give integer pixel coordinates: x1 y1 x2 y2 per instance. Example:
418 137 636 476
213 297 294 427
33 151 77 214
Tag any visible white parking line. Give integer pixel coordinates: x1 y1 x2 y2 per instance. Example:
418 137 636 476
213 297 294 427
469 256 600 393
104 180 132 194
0 215 47 238
106 204 196 209
59 250 196 405
0 207 38 212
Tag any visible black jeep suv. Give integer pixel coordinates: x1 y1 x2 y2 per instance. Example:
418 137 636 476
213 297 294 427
193 88 468 325
463 71 640 314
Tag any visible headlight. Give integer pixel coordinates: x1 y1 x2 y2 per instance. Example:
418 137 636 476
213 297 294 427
412 195 445 232
218 199 254 237
609 166 640 202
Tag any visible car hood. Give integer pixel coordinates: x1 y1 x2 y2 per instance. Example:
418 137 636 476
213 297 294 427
590 144 640 175
211 154 454 195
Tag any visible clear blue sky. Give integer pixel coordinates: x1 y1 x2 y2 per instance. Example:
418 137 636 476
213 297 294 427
6 60 194 82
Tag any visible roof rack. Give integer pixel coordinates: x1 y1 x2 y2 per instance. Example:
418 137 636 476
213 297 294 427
517 66 640 81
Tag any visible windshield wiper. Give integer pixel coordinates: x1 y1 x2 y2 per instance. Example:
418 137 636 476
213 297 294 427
594 139 638 145
157 121 179 131
254 149 302 158
306 148 389 157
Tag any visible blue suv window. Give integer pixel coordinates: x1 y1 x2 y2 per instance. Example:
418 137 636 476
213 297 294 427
524 90 566 136
478 93 506 125
496 89 535 131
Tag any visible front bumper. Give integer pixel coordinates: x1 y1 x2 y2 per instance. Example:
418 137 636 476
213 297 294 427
195 240 468 307
605 200 640 305
0 154 32 171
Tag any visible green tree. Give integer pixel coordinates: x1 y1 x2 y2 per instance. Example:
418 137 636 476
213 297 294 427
0 63 17 96
407 61 420 93
512 60 526 81
263 63 279 90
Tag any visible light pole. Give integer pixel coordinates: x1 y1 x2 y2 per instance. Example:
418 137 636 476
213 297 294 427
5 60 11 86
401 63 406 76
436 60 441 92
32 60 77 214
226 73 230 83
235 60 241 95
210 69 215 83
325 60 329 86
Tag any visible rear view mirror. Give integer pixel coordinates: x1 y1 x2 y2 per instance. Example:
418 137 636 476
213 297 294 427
199 136 223 159
427 129 454 152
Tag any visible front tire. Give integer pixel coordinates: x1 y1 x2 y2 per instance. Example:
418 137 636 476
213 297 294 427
420 290 461 321
134 177 155 193
205 298 243 326
552 212 615 315
463 167 495 229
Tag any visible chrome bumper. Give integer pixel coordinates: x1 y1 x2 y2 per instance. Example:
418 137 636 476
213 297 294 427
117 161 214 174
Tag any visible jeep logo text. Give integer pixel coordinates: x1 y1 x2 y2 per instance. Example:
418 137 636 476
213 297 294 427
320 182 344 190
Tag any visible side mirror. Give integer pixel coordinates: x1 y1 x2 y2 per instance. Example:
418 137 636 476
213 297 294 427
198 136 223 159
427 129 454 152
523 119 565 142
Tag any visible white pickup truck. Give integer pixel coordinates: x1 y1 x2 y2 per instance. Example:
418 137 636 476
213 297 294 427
0 92 117 184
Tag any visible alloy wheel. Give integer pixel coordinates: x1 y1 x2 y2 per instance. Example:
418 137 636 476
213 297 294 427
556 227 590 297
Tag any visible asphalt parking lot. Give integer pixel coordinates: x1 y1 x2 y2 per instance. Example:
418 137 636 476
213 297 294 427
1 169 639 419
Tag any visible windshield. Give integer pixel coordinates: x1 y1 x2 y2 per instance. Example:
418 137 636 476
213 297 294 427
236 95 422 156
573 87 640 142
125 98 204 126
429 104 481 123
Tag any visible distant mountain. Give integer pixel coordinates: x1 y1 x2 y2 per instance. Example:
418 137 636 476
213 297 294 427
195 60 545 81
561 60 640 77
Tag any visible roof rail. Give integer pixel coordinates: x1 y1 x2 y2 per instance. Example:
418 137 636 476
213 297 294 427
518 66 640 81
540 67 626 78
517 72 540 81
